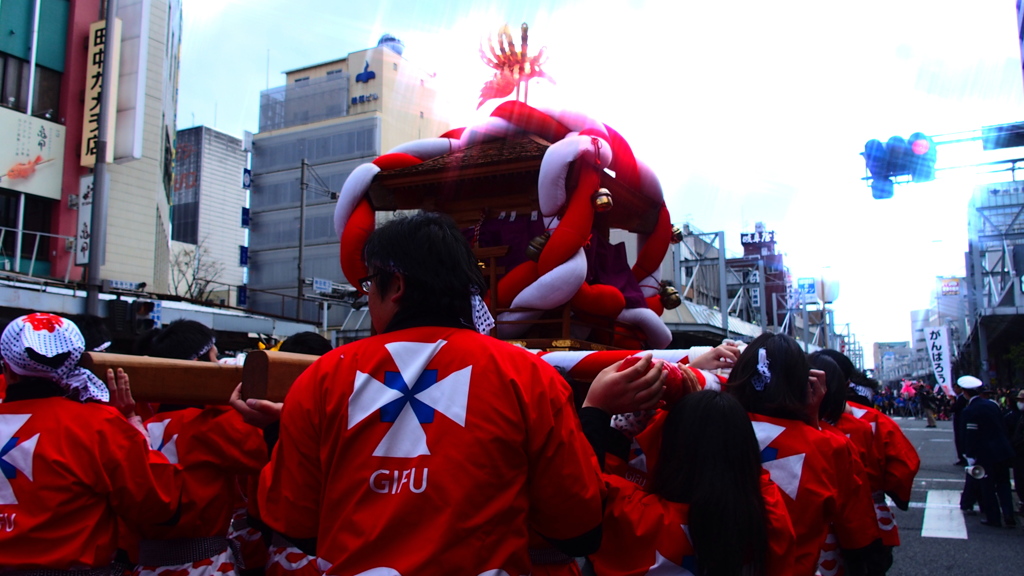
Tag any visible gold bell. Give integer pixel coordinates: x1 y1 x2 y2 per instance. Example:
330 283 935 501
525 231 551 262
660 283 682 310
592 188 613 212
670 225 684 244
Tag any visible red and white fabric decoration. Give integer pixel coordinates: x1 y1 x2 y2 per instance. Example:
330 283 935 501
334 101 675 348
532 348 722 389
0 313 108 402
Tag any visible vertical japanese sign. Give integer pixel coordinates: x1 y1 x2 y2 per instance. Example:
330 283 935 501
928 326 954 397
76 177 94 265
81 19 122 167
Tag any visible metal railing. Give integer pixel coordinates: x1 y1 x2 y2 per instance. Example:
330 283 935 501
0 225 75 282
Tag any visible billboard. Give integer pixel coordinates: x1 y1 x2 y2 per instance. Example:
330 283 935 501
939 277 961 297
0 106 66 200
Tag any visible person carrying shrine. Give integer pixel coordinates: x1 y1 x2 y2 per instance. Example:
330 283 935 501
0 313 181 573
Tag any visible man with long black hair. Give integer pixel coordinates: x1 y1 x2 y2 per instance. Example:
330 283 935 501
257 212 605 575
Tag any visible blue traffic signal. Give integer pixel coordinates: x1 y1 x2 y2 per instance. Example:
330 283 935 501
884 136 912 176
864 139 888 179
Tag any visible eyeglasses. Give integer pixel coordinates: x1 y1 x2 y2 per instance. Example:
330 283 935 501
359 273 381 293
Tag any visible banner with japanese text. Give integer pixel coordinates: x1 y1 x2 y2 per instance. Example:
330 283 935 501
928 326 954 397
80 19 121 167
75 176 93 266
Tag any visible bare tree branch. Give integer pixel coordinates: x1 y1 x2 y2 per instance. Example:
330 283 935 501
170 238 225 301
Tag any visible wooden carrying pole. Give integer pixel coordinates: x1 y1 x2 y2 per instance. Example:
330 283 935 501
241 350 316 402
80 352 243 405
80 351 317 405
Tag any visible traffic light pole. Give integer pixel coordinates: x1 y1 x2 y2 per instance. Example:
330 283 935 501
297 158 308 320
718 233 728 339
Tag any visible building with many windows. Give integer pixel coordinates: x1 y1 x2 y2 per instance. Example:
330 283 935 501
960 181 1024 387
0 0 181 292
170 125 248 304
248 35 448 322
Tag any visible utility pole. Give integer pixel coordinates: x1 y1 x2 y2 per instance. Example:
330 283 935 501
717 232 728 339
802 297 810 352
86 0 118 315
757 259 767 331
296 158 308 320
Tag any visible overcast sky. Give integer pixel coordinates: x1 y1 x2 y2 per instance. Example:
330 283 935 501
177 0 1024 366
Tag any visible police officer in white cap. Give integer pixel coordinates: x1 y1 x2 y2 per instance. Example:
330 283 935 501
959 375 1017 527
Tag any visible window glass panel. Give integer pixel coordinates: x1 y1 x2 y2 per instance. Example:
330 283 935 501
1 56 27 112
32 65 60 120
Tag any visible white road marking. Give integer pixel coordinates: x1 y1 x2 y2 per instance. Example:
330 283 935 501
921 490 968 539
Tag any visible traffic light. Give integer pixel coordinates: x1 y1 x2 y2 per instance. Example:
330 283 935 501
131 300 156 334
884 136 912 177
108 299 130 336
862 132 937 198
907 132 936 182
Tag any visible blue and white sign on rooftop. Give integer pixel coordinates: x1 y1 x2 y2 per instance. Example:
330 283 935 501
797 277 816 303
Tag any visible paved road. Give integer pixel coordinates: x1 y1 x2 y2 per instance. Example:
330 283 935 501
886 416 1023 576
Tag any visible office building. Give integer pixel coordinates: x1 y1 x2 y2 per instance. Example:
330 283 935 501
170 125 248 304
248 35 448 322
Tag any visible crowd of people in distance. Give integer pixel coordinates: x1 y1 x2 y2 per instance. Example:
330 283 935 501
1 212 929 576
873 385 951 421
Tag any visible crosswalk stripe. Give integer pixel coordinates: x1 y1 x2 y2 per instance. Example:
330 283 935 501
921 490 968 539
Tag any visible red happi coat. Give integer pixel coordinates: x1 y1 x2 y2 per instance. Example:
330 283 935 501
847 402 921 546
817 419 880 576
748 414 877 576
0 397 180 570
259 326 605 576
138 406 267 541
833 413 883 493
588 473 795 576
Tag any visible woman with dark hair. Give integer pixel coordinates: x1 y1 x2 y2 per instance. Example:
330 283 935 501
819 350 920 576
809 353 880 489
725 333 876 576
809 352 882 576
581 358 795 576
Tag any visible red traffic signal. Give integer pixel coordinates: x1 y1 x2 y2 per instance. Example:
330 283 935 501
907 132 936 182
